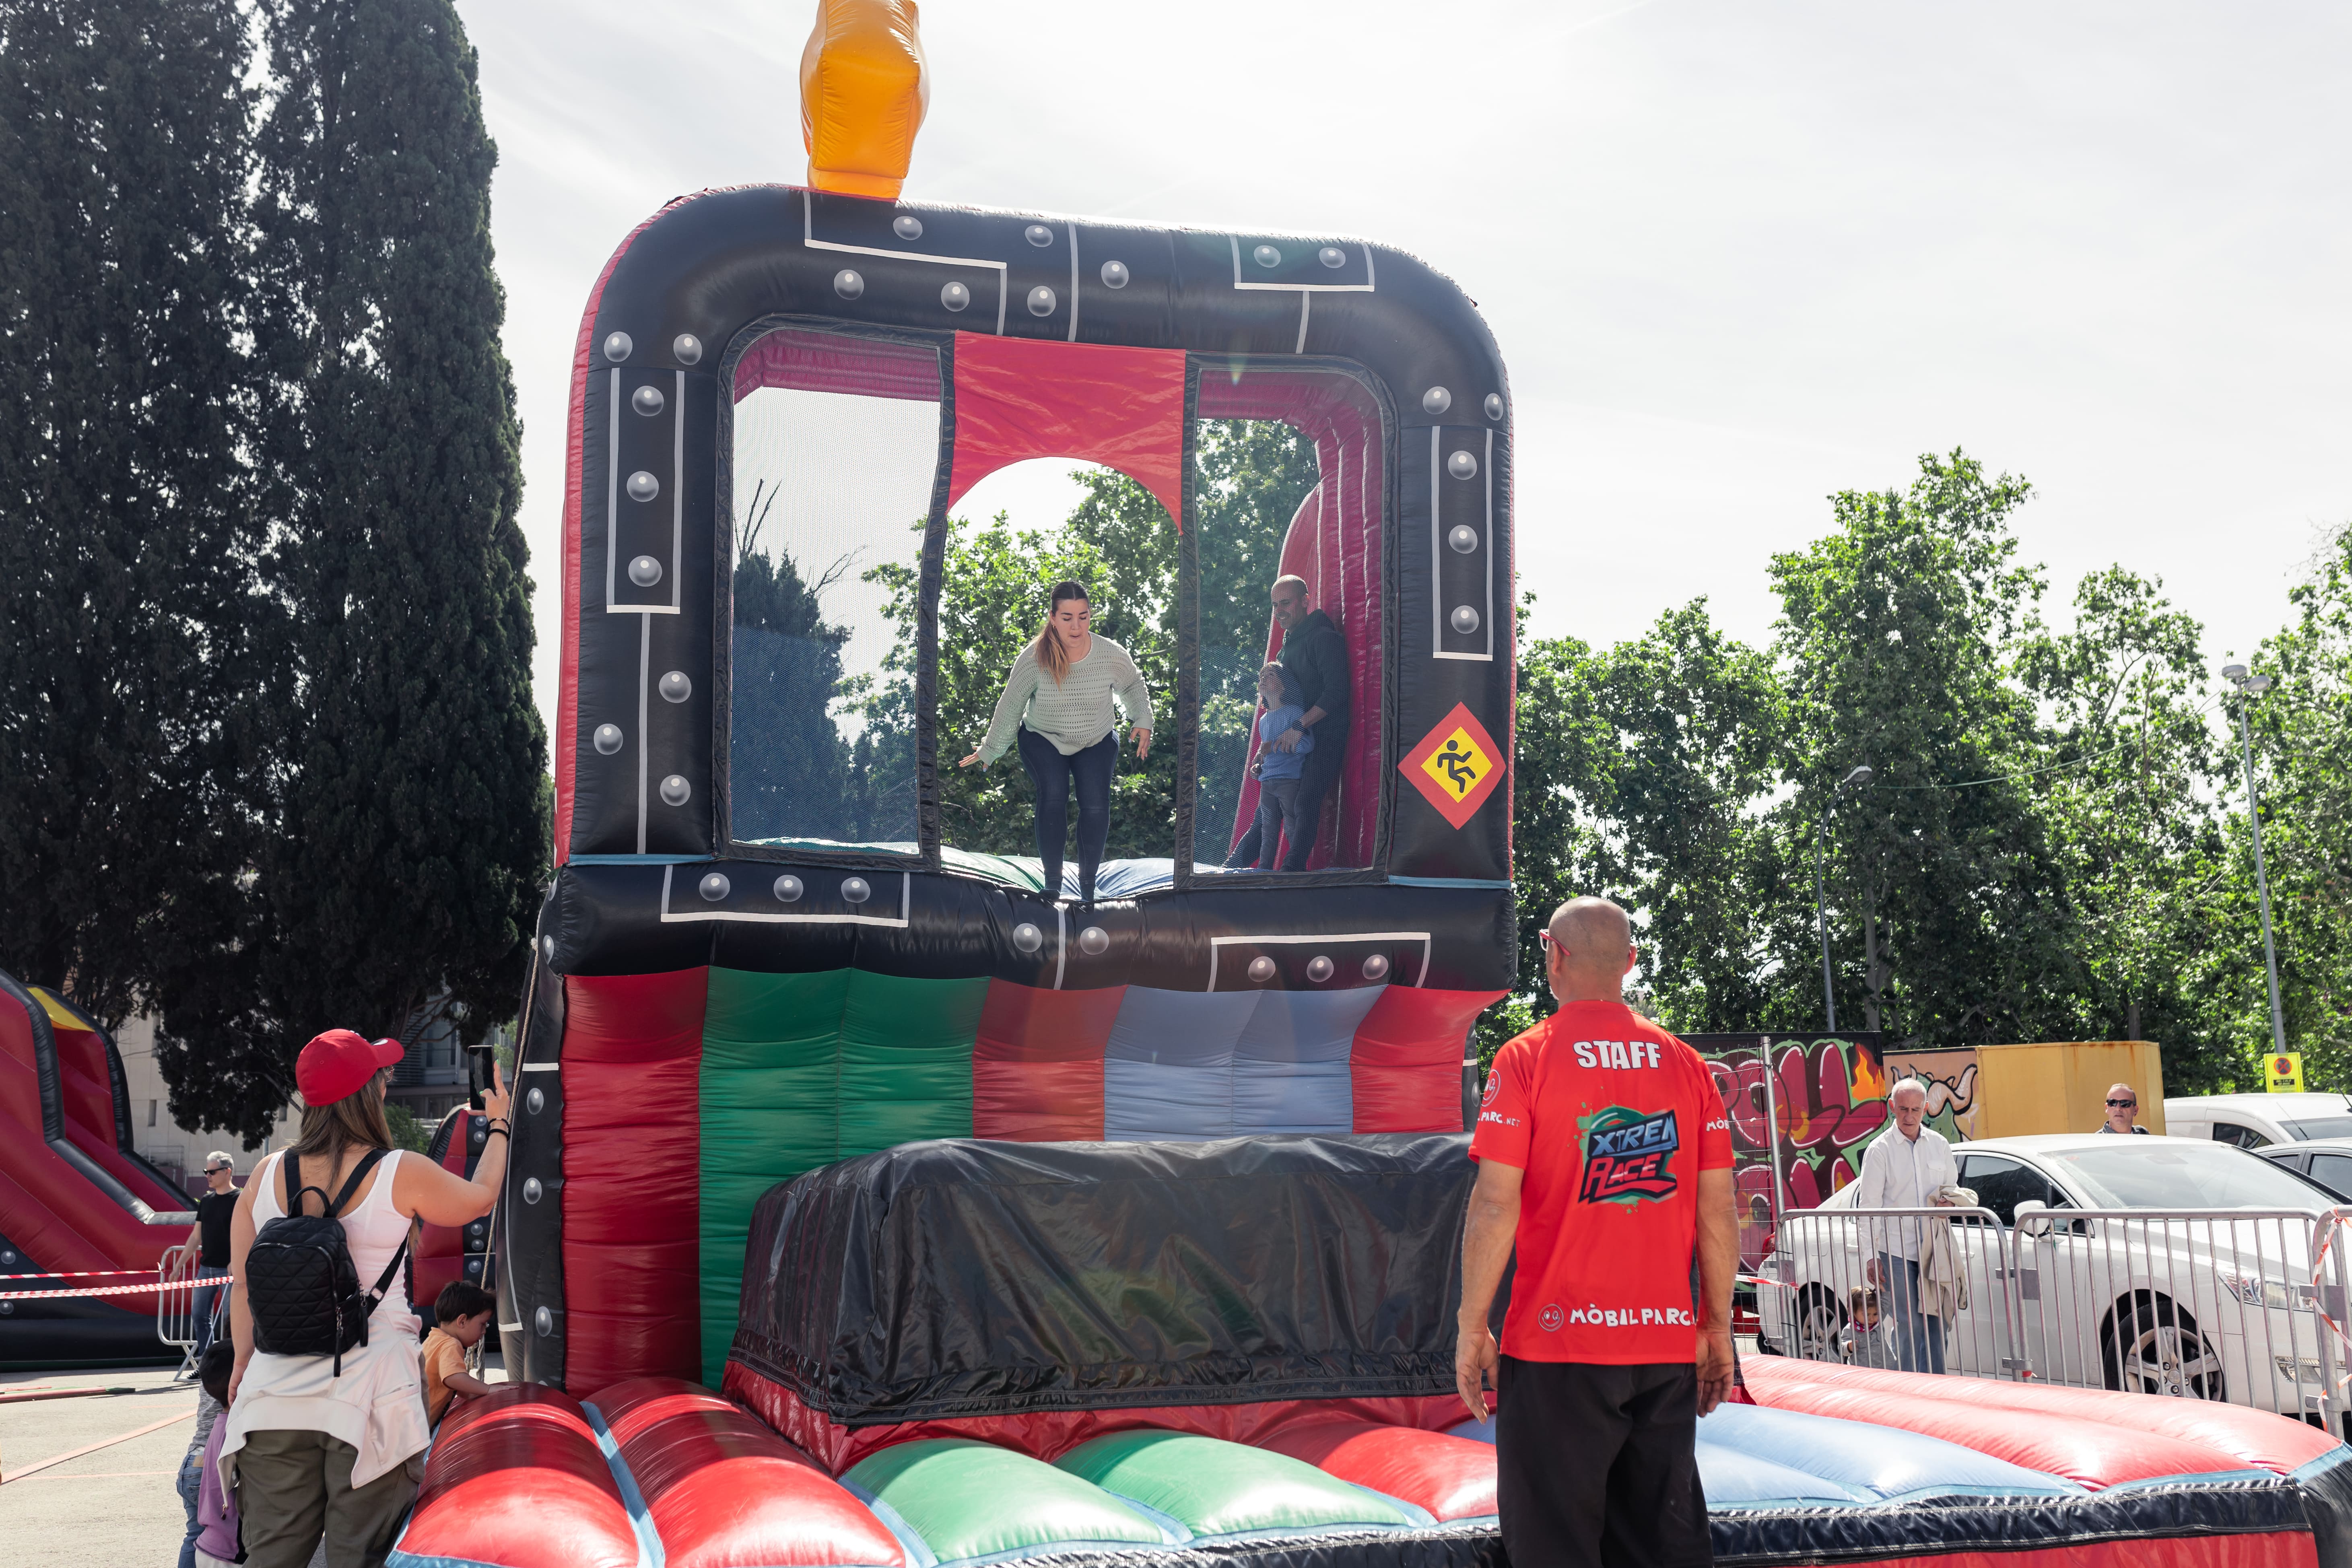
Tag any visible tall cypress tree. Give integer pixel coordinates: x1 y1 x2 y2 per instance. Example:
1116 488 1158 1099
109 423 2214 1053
0 1 261 1031
244 0 545 1053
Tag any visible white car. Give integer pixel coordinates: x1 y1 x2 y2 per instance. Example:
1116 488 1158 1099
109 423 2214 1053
2164 1092 2352 1149
1756 1134 2349 1423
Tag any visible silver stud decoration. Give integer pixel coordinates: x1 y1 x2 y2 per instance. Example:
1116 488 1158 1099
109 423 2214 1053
631 385 665 416
540 934 555 960
659 670 691 703
1253 244 1282 268
893 214 924 240
526 1086 544 1115
773 874 804 902
940 280 970 312
1447 450 1479 480
592 723 623 755
1306 955 1334 983
1027 285 1057 317
1024 224 1053 247
660 774 691 806
698 872 731 902
1319 246 1346 268
627 470 660 502
1484 392 1504 421
602 332 632 363
1362 953 1391 981
833 268 865 299
1100 260 1129 288
1451 605 1482 635
673 333 703 365
523 1177 543 1204
1449 525 1480 554
1422 386 1452 414
1078 925 1110 956
841 876 872 904
628 555 663 587
1011 922 1044 954
534 1306 553 1335
1247 955 1277 983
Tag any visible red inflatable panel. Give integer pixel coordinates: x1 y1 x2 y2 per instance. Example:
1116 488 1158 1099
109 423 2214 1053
1745 1358 2338 1475
1863 1543 2315 1568
1349 987 1495 1133
724 1358 1468 1473
593 1376 905 1568
971 982 1123 1141
1260 1419 1498 1521
1743 1367 2259 1488
413 1108 479 1315
562 969 709 1392
400 1385 639 1568
946 333 1188 527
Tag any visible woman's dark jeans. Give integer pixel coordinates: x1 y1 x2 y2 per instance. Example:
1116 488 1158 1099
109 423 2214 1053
1018 725 1115 902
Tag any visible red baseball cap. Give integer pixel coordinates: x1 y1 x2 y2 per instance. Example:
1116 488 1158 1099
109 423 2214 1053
297 1029 403 1107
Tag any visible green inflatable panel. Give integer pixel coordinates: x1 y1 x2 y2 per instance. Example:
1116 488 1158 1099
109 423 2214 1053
845 1438 1173 1565
699 966 987 1382
1055 1431 1414 1540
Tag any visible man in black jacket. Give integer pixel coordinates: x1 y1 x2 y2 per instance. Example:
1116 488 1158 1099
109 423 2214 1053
1231 575 1352 871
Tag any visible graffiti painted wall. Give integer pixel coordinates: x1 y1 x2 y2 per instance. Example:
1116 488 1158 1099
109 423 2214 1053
1883 1047 1979 1143
1689 1034 1888 1270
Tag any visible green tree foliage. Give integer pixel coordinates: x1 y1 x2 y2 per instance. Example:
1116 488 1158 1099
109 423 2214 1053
730 531 869 842
181 0 546 1139
0 0 260 1032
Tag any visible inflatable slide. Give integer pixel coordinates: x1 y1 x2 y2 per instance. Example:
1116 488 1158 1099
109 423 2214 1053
0 968 192 1364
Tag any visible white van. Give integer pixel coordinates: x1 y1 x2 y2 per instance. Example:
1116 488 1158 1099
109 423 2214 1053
2163 1092 2352 1148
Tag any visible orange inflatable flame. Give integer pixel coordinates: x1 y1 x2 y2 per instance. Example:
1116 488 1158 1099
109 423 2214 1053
800 0 929 200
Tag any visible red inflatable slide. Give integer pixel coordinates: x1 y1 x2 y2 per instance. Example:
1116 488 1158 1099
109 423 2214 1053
0 968 193 1364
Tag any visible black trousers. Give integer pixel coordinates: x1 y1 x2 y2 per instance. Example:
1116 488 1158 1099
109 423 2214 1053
1017 724 1115 902
1495 1357 1712 1568
1229 721 1349 870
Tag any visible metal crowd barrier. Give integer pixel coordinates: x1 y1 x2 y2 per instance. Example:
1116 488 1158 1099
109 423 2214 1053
1759 1205 2352 1427
157 1246 205 1377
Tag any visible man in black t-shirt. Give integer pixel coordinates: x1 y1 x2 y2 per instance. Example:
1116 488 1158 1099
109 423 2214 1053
1231 575 1353 872
171 1153 240 1360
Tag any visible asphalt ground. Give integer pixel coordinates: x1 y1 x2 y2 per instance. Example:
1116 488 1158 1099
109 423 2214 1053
0 1353 511 1567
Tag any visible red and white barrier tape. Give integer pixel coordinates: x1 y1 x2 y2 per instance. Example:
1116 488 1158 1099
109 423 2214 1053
0 1279 199 1302
2 1268 167 1281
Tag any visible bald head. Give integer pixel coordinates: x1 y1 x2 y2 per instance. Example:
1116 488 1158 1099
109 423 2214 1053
1544 897 1637 1003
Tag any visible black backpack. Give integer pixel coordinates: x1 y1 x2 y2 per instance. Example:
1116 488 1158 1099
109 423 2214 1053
246 1149 408 1376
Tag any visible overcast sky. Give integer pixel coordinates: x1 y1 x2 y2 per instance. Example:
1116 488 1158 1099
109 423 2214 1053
466 0 2350 739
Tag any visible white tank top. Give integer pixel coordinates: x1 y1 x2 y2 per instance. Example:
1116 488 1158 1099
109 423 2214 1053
220 1147 429 1490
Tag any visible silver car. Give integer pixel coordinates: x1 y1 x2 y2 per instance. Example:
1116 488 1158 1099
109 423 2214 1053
1756 1133 2349 1422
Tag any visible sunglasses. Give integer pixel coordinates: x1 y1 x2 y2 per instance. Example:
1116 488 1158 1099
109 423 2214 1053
206 1165 231 1174
1538 931 1554 952
2106 1099 2136 1108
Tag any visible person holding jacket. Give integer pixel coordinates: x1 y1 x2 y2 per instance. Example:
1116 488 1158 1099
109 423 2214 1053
963 580 1152 905
1854 1078 1960 1375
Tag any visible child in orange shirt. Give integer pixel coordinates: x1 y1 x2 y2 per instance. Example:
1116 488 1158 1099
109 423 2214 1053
423 1280 497 1427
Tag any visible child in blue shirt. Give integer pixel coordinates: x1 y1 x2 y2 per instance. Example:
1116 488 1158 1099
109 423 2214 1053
1238 663 1313 869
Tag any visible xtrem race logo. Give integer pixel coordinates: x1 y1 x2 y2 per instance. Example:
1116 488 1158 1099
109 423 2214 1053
1577 1106 1680 1205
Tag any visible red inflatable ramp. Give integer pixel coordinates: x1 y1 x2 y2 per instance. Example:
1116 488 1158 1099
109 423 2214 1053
394 1385 640 1568
1259 1419 1497 1522
590 1377 905 1568
1746 1358 2338 1475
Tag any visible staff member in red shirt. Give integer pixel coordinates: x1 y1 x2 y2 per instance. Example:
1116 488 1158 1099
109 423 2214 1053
1457 896 1738 1568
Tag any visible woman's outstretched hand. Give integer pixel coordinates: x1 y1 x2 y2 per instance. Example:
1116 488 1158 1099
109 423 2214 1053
1132 727 1152 760
960 749 983 768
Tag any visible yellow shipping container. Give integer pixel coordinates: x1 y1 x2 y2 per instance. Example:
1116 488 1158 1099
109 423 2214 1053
1970 1041 2166 1138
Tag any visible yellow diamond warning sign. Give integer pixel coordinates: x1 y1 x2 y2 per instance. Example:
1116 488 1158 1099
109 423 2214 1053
1400 703 1504 829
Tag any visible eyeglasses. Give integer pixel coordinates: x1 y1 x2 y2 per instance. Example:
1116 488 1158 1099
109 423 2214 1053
206 1165 231 1174
1538 931 1554 952
2106 1100 2136 1108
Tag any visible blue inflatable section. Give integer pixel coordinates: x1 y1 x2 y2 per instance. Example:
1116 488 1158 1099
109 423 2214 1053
1454 1404 2080 1509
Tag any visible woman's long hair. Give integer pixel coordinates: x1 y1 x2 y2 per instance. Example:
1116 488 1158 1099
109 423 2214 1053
1033 580 1090 686
287 1069 395 1176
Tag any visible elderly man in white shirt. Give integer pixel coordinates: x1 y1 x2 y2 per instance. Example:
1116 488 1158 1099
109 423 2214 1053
1855 1078 1959 1374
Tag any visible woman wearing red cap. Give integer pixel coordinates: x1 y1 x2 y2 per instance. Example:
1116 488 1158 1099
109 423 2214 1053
216 1029 512 1568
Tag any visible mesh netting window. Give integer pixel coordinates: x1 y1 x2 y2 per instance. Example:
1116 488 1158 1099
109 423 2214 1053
1194 365 1386 872
728 328 940 851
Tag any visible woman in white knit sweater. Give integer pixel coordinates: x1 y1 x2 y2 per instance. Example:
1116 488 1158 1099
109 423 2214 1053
962 581 1152 903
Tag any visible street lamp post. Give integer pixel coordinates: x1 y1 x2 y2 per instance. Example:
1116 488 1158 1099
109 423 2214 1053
2221 663 2288 1056
1816 765 1874 1032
